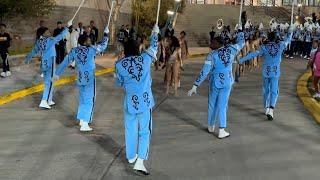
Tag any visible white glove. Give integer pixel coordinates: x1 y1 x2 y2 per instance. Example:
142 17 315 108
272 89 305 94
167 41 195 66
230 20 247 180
67 20 73 27
51 74 60 82
187 85 197 96
152 25 160 34
104 27 109 34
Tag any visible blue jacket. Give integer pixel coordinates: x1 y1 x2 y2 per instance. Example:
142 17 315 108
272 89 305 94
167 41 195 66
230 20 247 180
115 32 158 114
194 32 245 89
26 27 69 71
55 35 109 85
240 32 292 78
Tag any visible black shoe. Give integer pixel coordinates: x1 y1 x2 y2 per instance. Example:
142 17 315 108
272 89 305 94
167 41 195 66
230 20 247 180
134 170 150 176
267 114 273 121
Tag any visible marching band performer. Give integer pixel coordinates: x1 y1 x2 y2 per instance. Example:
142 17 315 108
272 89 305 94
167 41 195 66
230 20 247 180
54 26 109 132
25 20 73 109
239 28 293 120
188 29 245 139
114 25 159 175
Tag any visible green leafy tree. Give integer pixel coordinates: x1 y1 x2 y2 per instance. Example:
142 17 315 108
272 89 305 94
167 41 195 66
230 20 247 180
0 0 55 22
132 0 185 36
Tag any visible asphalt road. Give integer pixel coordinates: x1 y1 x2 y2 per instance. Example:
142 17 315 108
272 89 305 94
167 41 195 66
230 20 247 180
0 58 319 180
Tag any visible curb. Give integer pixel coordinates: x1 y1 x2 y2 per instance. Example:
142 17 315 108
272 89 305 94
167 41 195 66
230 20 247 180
0 68 114 106
297 71 320 124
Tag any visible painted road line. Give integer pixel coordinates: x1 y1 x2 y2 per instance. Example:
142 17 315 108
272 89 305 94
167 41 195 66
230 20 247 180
297 71 320 124
0 68 114 106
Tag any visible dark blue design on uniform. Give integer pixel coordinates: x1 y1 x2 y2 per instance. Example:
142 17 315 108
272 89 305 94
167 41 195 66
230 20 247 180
273 66 277 76
143 92 150 106
122 56 144 81
219 73 225 85
218 48 231 67
75 47 89 65
132 95 139 110
84 71 89 83
38 37 48 52
266 43 279 58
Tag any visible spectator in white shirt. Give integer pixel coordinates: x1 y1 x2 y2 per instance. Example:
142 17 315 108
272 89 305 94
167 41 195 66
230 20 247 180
66 26 80 69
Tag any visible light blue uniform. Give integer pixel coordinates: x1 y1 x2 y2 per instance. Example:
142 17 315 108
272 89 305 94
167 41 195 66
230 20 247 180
240 32 292 109
26 28 69 102
193 32 245 128
115 32 158 161
55 35 109 123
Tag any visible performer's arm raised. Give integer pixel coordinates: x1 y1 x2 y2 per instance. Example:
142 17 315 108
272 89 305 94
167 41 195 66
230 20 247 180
144 25 159 62
282 30 293 47
93 27 109 54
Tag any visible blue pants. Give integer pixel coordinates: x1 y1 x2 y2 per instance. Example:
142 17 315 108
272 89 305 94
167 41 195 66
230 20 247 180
42 61 54 102
77 80 96 123
124 109 152 161
263 77 279 108
208 84 231 128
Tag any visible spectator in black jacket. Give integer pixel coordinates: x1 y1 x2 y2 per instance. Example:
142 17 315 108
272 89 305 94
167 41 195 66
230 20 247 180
0 23 12 77
53 21 66 64
209 26 215 42
90 20 98 44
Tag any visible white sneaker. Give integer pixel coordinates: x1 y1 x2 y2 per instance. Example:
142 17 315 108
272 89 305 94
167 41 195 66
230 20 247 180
39 100 51 109
289 56 293 59
128 154 138 164
133 158 149 175
218 129 230 139
0 72 6 77
6 71 11 77
304 55 307 59
267 108 274 120
48 101 55 106
208 125 215 133
80 122 93 132
265 108 270 115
